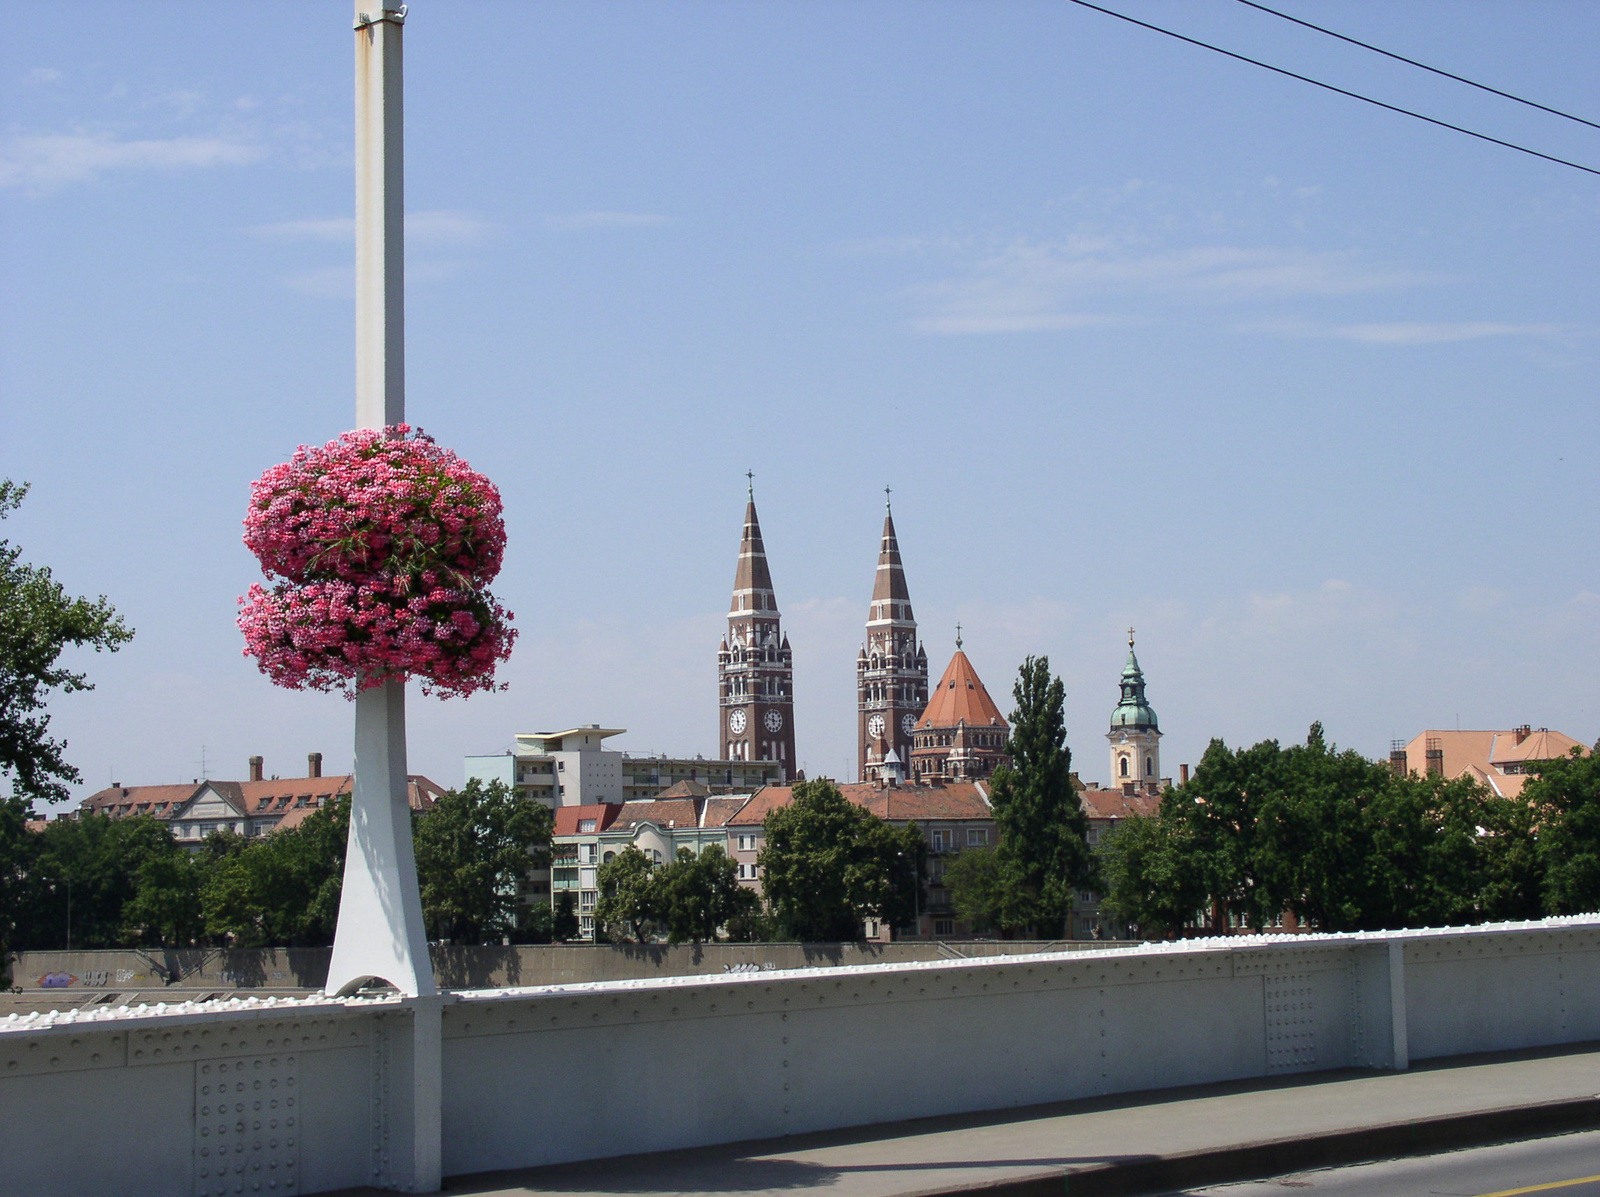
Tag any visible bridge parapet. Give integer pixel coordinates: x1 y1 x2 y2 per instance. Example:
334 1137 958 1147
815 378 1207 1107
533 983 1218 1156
7 918 1600 1195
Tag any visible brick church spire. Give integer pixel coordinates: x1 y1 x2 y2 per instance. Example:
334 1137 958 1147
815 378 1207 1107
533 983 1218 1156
717 480 796 778
857 491 929 782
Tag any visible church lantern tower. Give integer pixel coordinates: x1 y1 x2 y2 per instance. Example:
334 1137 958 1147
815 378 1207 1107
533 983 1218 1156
857 495 928 782
717 484 796 778
1107 629 1161 794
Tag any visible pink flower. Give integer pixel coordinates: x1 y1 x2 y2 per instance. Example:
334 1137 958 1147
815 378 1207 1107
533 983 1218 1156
238 425 515 697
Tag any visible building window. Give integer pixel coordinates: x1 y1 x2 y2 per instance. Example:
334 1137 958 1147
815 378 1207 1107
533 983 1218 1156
1145 756 1154 776
579 891 597 912
737 834 756 851
931 830 949 851
578 818 596 833
580 844 597 864
966 828 988 847
934 918 954 937
1119 757 1130 777
579 915 594 938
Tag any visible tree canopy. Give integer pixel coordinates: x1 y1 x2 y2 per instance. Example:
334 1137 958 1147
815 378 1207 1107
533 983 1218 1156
985 655 1092 936
412 778 553 944
0 481 133 808
1097 724 1565 936
759 778 924 941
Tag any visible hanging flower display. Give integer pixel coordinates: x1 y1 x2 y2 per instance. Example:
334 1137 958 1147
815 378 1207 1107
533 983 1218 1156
238 425 515 697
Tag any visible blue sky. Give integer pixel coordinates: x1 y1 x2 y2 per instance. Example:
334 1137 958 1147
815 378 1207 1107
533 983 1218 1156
2 1 1596 803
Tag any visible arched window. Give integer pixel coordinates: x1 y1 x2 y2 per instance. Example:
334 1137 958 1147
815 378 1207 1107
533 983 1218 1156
1145 756 1154 776
1119 756 1129 777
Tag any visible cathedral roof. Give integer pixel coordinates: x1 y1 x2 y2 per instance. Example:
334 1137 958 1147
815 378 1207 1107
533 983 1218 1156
869 510 912 608
916 650 1007 732
730 497 778 611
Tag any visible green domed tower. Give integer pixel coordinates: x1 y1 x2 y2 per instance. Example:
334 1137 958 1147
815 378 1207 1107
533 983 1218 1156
1107 629 1162 791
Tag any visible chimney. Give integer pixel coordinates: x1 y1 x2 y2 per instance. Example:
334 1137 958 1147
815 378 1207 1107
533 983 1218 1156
308 751 323 778
1179 763 1190 786
249 755 264 783
1389 740 1408 777
1514 725 1531 745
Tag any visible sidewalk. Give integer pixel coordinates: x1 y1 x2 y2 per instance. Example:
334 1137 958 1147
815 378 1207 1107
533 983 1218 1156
344 1044 1600 1197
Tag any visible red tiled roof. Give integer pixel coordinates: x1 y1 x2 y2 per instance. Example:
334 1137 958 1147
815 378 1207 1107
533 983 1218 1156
654 779 713 799
727 782 992 826
916 651 1007 732
1078 786 1160 821
552 804 623 836
702 795 752 827
80 774 441 824
609 798 703 832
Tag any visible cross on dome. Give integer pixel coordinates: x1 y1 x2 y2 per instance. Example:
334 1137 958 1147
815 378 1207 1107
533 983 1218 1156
746 469 754 499
955 622 963 650
1128 626 1136 648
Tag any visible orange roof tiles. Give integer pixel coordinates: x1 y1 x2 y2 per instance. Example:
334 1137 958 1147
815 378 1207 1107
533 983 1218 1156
917 650 1007 732
1079 786 1160 821
552 804 623 836
726 782 992 826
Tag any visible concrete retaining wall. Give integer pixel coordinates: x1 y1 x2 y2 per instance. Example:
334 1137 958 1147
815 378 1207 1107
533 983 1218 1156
9 939 1135 995
5 918 1599 1196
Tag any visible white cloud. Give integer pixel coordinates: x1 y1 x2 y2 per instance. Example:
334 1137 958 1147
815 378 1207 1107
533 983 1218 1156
543 211 669 231
250 216 353 243
284 266 353 299
1328 321 1570 345
910 311 1137 336
248 209 493 247
0 131 261 192
26 67 63 84
904 236 1434 336
1242 318 1573 345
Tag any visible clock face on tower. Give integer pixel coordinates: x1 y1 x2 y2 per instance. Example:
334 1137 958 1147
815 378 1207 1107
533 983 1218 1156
764 710 784 733
866 714 885 740
728 709 747 735
902 714 916 736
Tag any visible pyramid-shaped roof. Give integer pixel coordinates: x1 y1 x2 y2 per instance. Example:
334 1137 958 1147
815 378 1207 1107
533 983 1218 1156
916 650 1007 731
730 498 777 608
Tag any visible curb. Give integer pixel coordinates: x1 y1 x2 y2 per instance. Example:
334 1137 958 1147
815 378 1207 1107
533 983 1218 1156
928 1096 1600 1197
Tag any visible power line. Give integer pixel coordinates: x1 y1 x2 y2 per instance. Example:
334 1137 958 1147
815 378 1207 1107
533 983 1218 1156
1063 0 1600 179
1234 0 1600 133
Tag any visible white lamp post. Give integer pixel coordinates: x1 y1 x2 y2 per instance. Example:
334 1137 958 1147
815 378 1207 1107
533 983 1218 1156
325 1 436 1003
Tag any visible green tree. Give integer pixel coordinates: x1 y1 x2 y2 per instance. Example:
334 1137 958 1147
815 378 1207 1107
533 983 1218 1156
412 778 553 944
595 845 660 942
1252 724 1394 932
1168 736 1282 931
944 844 1005 934
987 656 1091 936
0 481 133 807
201 801 349 947
1529 744 1600 915
25 814 188 949
1095 808 1207 938
551 892 580 942
759 778 908 941
655 845 757 943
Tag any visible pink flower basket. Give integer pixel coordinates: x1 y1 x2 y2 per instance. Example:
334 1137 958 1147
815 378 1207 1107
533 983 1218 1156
238 426 515 697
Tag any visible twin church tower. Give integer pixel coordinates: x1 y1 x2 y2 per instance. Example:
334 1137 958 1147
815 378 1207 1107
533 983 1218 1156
715 486 961 784
716 487 1162 790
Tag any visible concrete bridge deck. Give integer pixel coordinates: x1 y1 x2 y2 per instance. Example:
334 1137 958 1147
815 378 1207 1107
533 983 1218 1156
344 1044 1600 1197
